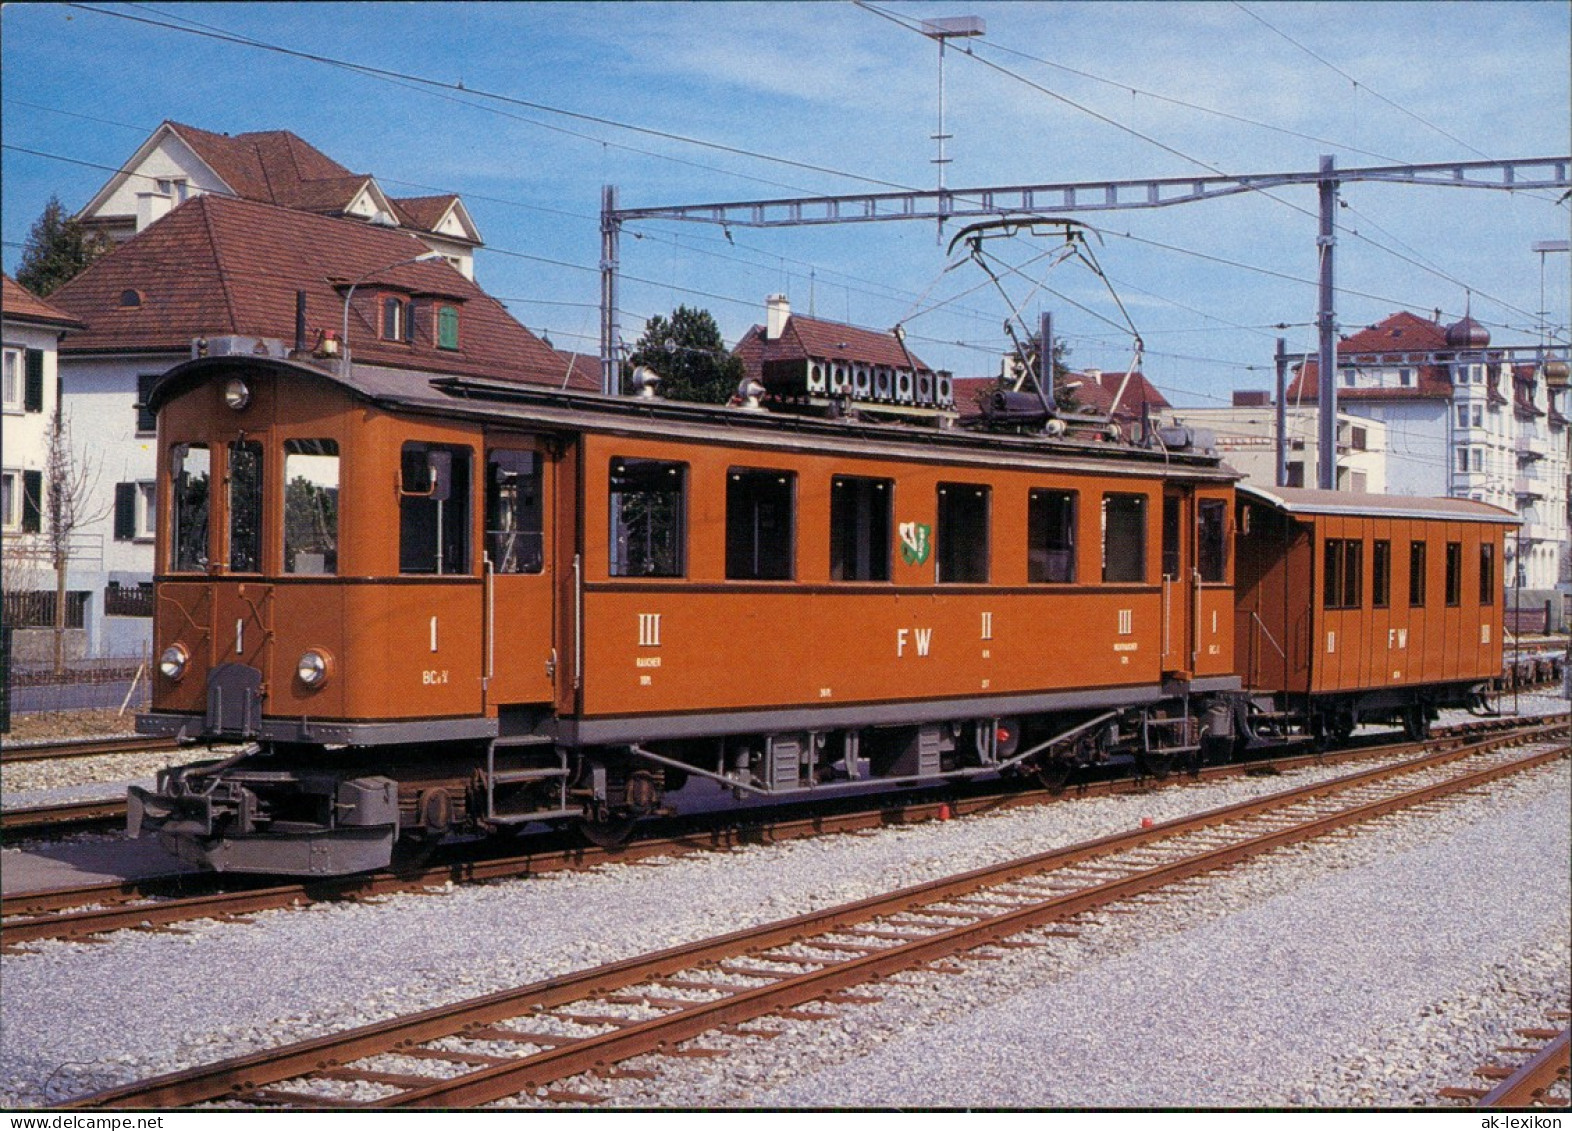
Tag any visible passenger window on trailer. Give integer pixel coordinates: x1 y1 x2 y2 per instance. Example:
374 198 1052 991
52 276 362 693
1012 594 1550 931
726 468 795 581
609 457 686 578
829 475 892 582
228 440 263 573
169 443 210 572
1479 542 1495 605
1445 542 1462 606
284 440 340 574
1101 493 1146 583
1323 538 1363 609
1372 540 1391 608
486 450 543 574
400 443 471 575
1197 498 1228 583
1409 541 1427 606
936 483 989 583
1027 489 1076 583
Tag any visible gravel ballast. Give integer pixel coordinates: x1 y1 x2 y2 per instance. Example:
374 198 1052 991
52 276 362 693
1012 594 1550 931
0 719 1566 1108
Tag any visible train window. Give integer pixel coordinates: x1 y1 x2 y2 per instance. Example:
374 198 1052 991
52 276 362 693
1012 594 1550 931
486 450 543 574
726 468 795 581
1409 541 1427 606
400 443 471 575
284 439 339 574
609 457 686 578
1027 489 1076 583
1372 540 1391 608
1101 493 1146 583
227 440 263 573
1479 542 1495 605
936 483 989 583
1323 538 1362 609
1197 498 1228 583
830 476 891 582
1444 542 1462 606
169 442 210 572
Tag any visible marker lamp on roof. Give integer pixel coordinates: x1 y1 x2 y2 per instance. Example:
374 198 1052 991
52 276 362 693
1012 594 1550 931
223 378 251 411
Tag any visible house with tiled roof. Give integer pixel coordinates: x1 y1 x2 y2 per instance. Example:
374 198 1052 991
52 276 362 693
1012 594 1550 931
2 274 84 540
42 194 569 655
2 275 90 658
950 364 1169 430
77 121 483 279
1286 308 1569 607
733 295 953 413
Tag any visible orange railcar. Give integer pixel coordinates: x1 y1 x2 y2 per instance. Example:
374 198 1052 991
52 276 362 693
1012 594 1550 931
127 355 1502 876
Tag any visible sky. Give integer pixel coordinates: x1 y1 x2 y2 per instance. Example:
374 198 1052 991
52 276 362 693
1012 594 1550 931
2 1 1569 410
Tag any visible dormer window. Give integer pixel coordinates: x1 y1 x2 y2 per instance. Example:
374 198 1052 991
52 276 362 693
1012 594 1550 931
120 289 143 308
382 296 411 342
437 305 459 350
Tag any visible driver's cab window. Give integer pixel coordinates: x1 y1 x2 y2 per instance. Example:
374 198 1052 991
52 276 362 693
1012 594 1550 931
170 443 211 572
400 442 471 574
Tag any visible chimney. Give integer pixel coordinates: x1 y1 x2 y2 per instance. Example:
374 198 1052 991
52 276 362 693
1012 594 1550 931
135 191 173 232
765 294 790 340
294 291 308 354
1233 390 1270 407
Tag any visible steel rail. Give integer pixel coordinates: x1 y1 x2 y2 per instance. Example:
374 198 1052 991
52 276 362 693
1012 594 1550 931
0 736 171 765
1480 1029 1571 1107
0 798 128 839
1 718 1552 945
67 724 1567 1110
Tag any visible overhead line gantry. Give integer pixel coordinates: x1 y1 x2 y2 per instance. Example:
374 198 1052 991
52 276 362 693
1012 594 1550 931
601 155 1571 488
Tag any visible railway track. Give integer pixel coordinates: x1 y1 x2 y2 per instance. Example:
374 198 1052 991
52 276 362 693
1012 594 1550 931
2 716 1557 947
0 735 171 766
1441 1019 1571 1107
61 719 1568 1110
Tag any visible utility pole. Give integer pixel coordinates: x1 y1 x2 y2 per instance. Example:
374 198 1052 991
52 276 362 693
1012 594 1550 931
921 16 984 236
1275 337 1289 487
1316 155 1339 491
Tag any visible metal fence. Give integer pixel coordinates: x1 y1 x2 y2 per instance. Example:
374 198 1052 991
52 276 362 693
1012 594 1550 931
2 589 89 629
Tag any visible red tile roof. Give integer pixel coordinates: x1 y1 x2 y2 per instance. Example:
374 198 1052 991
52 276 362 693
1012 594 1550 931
950 368 1167 418
164 122 464 240
734 314 934 376
2 274 86 329
47 194 564 384
1286 311 1457 401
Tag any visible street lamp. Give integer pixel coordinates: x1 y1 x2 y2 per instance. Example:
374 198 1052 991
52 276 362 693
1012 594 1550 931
338 250 444 375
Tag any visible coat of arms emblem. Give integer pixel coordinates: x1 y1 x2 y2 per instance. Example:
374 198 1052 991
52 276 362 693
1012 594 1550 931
898 521 932 566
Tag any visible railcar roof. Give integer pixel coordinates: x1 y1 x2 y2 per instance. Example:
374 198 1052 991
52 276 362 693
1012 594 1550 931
154 355 1240 481
1240 483 1519 525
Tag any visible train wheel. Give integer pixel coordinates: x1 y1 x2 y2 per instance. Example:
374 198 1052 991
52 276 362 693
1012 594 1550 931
1137 750 1173 780
1035 760 1074 794
391 834 440 872
579 813 638 848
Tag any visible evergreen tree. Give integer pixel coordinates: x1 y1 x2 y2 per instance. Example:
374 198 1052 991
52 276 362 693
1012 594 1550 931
16 196 109 296
627 306 743 404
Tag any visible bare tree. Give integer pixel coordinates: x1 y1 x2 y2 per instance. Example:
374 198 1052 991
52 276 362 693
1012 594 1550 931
43 411 109 674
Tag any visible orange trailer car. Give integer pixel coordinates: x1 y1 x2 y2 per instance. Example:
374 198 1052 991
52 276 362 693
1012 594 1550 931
1233 483 1515 743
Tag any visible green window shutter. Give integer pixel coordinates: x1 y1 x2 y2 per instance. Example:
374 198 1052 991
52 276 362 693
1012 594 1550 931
23 350 44 413
136 374 158 433
438 305 459 350
21 470 42 533
114 483 138 541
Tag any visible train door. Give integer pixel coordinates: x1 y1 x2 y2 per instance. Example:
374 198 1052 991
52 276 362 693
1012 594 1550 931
1161 488 1197 679
481 435 556 707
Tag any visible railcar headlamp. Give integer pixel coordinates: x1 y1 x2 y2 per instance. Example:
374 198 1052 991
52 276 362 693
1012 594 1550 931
297 649 332 688
223 377 251 411
159 644 190 681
